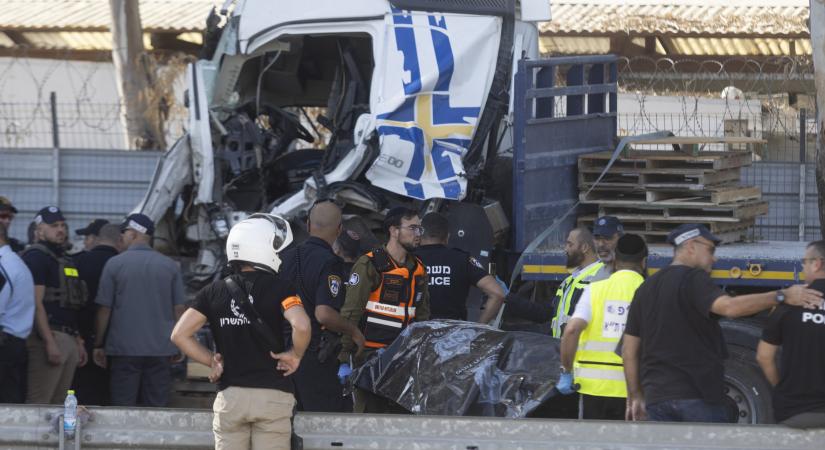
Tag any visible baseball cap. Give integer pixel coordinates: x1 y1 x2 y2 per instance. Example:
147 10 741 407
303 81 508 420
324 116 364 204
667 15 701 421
666 224 721 246
0 196 17 214
593 216 624 237
120 213 155 236
76 219 110 236
34 206 66 225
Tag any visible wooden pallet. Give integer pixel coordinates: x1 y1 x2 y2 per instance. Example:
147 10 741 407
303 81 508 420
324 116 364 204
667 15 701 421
581 185 762 205
595 200 768 221
578 167 742 190
578 217 754 244
579 150 753 172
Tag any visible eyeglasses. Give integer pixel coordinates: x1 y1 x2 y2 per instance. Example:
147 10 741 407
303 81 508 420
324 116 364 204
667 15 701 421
693 240 716 255
0 213 13 220
802 257 824 265
400 225 424 236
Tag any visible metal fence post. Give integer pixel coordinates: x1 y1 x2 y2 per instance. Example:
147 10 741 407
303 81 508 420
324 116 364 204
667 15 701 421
799 108 807 241
50 92 60 207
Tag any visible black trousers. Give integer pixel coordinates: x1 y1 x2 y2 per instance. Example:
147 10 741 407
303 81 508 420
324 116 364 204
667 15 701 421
581 394 626 420
293 351 347 412
0 334 27 403
72 343 110 406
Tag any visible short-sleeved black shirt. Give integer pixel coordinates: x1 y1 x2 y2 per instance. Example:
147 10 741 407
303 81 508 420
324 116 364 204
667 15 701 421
192 271 298 392
21 242 80 330
625 265 726 405
75 245 119 340
761 279 825 422
279 237 345 338
415 244 488 321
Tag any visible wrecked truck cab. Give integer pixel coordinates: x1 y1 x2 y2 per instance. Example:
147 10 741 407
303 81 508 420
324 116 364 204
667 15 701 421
137 0 549 286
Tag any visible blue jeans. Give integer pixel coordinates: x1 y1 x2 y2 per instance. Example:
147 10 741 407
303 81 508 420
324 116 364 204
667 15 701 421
646 399 730 423
109 356 172 407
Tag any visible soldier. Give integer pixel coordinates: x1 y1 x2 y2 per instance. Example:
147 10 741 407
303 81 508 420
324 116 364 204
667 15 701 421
337 207 430 413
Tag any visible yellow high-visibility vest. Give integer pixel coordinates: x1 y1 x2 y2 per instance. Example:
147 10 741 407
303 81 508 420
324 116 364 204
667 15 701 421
574 270 644 398
551 261 604 338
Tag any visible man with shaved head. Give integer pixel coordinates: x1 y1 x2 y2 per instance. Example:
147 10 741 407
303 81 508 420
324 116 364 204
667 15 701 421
279 200 365 412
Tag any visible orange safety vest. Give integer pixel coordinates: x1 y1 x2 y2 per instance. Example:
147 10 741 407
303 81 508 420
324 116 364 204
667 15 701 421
361 248 427 349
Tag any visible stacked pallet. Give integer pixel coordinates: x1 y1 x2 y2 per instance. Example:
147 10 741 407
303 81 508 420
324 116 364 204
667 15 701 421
577 150 768 244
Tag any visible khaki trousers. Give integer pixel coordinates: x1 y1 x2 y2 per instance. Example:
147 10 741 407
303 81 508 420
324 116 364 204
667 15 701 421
26 330 80 404
213 386 295 450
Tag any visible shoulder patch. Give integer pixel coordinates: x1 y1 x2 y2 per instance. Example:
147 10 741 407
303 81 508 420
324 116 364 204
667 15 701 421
469 256 484 270
328 275 341 297
348 272 360 286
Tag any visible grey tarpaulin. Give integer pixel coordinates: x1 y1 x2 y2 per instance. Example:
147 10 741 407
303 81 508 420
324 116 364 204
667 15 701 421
351 320 561 417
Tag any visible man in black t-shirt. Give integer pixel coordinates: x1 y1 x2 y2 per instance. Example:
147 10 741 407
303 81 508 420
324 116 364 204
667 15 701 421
623 224 823 423
757 240 825 428
415 212 505 323
171 214 310 450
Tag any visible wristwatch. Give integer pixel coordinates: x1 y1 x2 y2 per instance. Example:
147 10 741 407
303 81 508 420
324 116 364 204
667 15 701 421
775 289 786 304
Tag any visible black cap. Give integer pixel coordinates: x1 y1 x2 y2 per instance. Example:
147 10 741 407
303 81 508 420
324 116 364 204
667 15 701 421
667 224 721 246
593 216 624 237
121 213 155 236
0 196 17 214
615 234 648 260
34 206 66 225
76 219 110 236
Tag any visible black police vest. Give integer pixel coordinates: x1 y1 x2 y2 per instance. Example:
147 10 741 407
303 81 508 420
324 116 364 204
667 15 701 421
22 243 88 310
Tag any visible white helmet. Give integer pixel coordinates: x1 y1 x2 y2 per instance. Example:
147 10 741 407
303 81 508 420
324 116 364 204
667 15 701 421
226 213 293 273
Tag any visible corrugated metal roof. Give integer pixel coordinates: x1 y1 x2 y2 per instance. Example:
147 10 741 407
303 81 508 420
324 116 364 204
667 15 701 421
539 36 813 57
0 0 219 32
543 0 809 37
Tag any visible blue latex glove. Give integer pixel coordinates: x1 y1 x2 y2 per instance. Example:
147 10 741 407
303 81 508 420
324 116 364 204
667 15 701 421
557 372 575 395
495 276 510 296
337 363 352 385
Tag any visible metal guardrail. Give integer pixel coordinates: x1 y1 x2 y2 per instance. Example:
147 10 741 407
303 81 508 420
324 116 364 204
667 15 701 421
2 405 825 449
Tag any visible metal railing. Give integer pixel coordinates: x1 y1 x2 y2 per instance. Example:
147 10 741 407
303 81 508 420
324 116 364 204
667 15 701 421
2 405 825 450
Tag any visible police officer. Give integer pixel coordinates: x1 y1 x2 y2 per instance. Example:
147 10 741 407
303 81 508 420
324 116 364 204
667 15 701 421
171 213 311 449
337 206 430 413
72 223 121 406
415 212 505 323
593 216 624 280
75 218 110 252
505 226 603 338
22 206 89 404
279 200 365 412
557 234 648 420
0 196 25 253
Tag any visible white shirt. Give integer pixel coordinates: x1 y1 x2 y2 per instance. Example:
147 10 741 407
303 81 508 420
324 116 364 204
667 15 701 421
0 244 36 339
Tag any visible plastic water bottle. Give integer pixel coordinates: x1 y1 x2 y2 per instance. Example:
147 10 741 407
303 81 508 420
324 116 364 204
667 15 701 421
63 390 77 438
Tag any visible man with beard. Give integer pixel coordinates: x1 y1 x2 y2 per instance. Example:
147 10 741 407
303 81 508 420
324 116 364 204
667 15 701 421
337 207 430 413
505 227 603 337
22 206 89 404
593 216 624 280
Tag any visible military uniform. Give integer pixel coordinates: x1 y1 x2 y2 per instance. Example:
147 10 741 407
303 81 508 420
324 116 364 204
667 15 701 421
279 237 347 412
338 247 429 413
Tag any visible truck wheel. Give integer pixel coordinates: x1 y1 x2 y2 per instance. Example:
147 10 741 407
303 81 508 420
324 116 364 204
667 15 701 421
723 346 774 424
